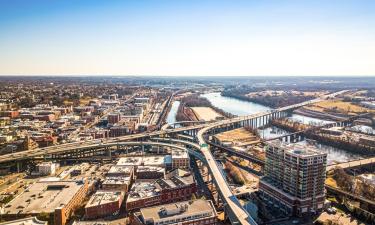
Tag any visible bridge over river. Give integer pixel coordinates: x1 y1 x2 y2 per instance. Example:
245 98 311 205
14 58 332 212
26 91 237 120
0 90 348 225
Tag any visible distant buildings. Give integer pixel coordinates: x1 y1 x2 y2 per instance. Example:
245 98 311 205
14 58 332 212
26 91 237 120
259 140 327 216
133 199 218 225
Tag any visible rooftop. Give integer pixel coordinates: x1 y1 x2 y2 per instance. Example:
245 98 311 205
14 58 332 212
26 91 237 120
127 181 160 203
85 191 124 208
4 180 85 214
103 176 131 185
268 140 326 158
107 165 134 175
140 199 216 223
117 156 166 167
0 217 47 225
127 174 194 203
137 166 165 173
171 150 189 159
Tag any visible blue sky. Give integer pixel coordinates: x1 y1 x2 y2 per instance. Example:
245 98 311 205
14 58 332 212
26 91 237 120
0 0 374 76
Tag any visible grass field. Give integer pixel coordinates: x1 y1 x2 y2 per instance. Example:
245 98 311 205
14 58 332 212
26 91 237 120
305 100 374 114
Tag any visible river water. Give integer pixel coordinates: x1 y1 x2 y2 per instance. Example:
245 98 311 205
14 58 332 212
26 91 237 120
201 92 363 164
166 100 180 124
164 92 363 164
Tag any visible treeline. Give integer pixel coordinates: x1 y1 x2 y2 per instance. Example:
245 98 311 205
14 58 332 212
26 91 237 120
271 119 375 155
331 167 375 201
222 88 314 108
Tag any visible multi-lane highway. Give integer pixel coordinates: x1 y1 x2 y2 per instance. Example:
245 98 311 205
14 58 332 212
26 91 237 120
0 90 348 225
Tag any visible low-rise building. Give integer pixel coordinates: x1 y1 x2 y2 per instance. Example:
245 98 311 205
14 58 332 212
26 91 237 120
117 156 166 168
3 180 88 225
171 150 190 169
0 217 47 225
133 199 218 225
37 162 59 176
102 176 132 192
136 166 165 180
84 191 124 219
126 173 196 211
106 165 134 179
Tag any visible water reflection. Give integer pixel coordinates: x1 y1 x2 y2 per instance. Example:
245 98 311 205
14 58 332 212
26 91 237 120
202 92 365 164
201 92 270 116
166 101 180 124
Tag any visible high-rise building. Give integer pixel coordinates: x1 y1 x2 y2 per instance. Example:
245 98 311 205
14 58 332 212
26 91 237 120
259 140 327 216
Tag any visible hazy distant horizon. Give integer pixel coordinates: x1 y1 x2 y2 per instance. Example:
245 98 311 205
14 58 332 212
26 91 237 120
0 74 374 78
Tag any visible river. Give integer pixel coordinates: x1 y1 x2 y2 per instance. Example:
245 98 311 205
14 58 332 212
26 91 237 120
201 92 363 164
164 92 363 164
166 100 180 124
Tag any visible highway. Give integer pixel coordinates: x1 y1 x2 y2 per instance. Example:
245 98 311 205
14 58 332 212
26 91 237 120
0 90 347 225
327 157 375 171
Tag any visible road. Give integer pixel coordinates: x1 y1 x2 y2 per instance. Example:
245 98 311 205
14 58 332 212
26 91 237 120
0 90 347 225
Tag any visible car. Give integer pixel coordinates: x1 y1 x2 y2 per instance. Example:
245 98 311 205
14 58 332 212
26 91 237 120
326 207 337 214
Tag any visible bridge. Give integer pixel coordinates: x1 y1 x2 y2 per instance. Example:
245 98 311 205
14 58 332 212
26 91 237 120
0 90 348 225
327 157 375 171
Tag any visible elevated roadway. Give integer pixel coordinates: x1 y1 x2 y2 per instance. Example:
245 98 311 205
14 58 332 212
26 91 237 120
0 90 348 225
327 157 375 171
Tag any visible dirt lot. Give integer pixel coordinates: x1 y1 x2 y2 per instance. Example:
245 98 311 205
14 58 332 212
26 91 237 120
190 107 222 121
215 128 259 144
317 212 366 225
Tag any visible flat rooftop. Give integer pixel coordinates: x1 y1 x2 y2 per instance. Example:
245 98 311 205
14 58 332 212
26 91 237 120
268 140 326 158
127 174 194 203
107 165 134 175
127 181 160 203
171 150 188 159
140 199 216 223
85 191 123 208
117 156 166 167
103 176 131 185
137 166 165 173
4 180 85 214
0 217 47 225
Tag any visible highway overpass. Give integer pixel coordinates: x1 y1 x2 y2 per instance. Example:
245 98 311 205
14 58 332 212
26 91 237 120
0 90 348 225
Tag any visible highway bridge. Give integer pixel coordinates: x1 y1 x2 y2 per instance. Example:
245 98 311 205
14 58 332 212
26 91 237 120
0 90 348 225
327 157 375 171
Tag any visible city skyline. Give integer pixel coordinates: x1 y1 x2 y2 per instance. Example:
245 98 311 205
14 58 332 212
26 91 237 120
0 0 375 76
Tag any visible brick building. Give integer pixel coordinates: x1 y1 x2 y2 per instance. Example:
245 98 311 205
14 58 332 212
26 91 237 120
84 191 124 219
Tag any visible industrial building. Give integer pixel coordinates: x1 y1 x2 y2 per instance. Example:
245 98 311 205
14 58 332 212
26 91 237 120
84 191 124 219
136 166 165 179
102 176 132 192
126 172 196 211
106 165 134 178
3 180 88 225
133 199 218 225
259 140 327 216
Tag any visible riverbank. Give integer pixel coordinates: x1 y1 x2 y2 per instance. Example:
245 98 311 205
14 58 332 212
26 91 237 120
175 94 233 122
271 119 375 156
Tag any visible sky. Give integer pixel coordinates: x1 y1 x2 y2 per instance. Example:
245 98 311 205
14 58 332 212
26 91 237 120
0 0 374 76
